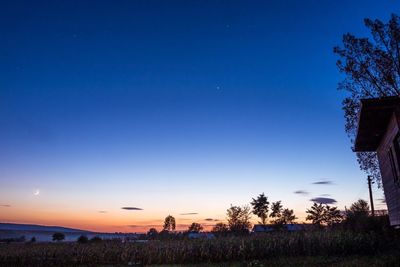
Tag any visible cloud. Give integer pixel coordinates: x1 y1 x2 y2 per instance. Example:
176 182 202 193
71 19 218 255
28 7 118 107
179 213 198 215
377 198 386 204
128 224 160 228
320 194 331 196
312 180 334 185
204 218 220 222
98 210 107 213
294 190 309 196
122 207 143 211
310 197 337 204
0 204 10 207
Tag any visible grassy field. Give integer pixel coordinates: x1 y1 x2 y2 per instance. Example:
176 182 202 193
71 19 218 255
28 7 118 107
155 253 400 267
0 230 399 266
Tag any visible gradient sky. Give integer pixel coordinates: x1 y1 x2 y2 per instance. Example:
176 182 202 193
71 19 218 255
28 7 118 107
0 0 397 233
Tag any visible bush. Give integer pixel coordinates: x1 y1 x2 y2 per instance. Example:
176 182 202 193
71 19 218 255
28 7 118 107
77 235 88 244
52 232 65 242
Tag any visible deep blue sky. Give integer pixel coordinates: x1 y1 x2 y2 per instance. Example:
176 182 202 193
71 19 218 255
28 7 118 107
0 1 397 231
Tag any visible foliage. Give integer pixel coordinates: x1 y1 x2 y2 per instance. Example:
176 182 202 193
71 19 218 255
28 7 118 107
226 205 252 234
163 215 176 231
306 203 343 226
188 222 203 233
30 237 36 243
269 201 283 224
77 235 88 244
52 232 65 242
250 193 269 225
1 231 398 266
348 199 370 216
147 228 158 239
211 223 229 236
343 199 391 232
280 208 297 225
334 14 400 185
324 205 343 226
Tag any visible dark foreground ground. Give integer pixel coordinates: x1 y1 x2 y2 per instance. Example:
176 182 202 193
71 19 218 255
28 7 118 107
155 253 400 267
1 231 399 266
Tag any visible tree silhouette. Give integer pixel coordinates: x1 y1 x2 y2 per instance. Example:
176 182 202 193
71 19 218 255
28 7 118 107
348 199 370 216
334 14 400 184
226 205 252 234
163 215 176 231
188 222 203 233
306 203 343 226
270 201 283 224
280 208 297 224
324 205 343 226
250 193 269 225
306 203 326 226
211 223 229 234
52 232 65 242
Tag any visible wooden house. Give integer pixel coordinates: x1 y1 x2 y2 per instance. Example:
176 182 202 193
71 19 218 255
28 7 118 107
354 96 400 227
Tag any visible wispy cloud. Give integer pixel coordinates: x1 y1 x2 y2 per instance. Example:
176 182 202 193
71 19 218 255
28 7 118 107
377 198 386 204
128 224 160 228
320 194 331 196
310 197 337 204
98 210 107 213
312 180 334 185
0 204 11 207
294 190 309 196
122 207 143 211
179 212 198 215
204 218 220 222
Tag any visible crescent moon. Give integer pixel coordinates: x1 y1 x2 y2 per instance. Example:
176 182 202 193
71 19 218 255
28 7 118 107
34 189 40 196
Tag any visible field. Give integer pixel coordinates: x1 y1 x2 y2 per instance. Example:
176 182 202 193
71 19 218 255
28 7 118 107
0 230 399 266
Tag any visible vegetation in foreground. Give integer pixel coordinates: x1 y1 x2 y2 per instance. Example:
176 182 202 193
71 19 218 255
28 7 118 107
0 230 399 266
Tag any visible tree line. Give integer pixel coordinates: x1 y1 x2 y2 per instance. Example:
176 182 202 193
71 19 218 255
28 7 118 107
147 193 378 237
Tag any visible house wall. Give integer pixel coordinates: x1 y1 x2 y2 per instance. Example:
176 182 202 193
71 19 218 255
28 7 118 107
377 112 400 226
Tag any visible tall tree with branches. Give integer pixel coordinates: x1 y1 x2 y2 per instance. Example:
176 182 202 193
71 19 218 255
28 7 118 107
250 193 269 225
163 215 176 231
334 14 400 185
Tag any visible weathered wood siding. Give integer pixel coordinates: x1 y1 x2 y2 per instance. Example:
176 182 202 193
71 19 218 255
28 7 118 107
377 112 400 226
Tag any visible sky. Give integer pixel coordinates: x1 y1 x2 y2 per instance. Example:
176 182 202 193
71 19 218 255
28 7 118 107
0 0 397 233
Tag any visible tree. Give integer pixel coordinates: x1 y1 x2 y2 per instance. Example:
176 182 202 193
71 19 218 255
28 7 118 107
147 228 158 239
269 201 283 224
306 203 326 226
188 222 203 233
280 208 297 224
52 232 65 242
226 205 252 234
211 223 229 234
348 199 370 216
30 237 36 243
324 205 343 226
334 14 400 185
250 193 269 225
77 235 88 244
306 203 343 226
163 215 176 231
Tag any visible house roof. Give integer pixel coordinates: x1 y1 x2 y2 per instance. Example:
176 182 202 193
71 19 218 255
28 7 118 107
355 96 400 151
